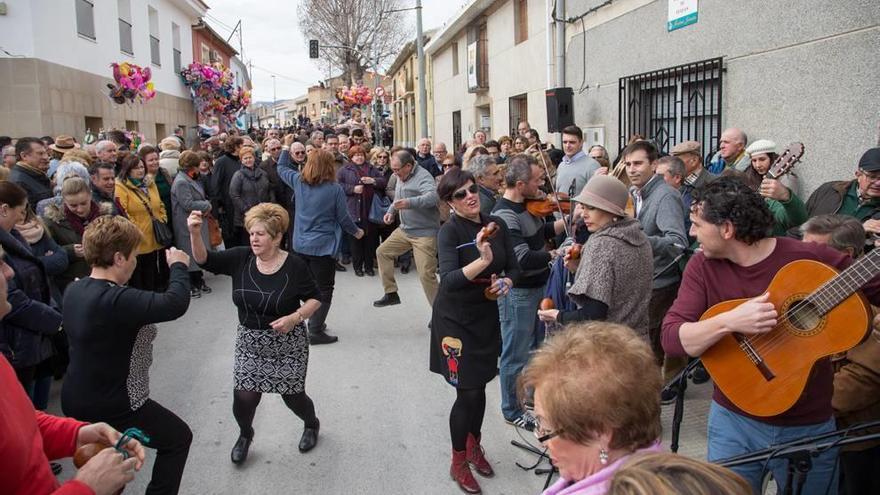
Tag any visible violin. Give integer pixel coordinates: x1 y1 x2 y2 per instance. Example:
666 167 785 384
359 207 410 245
525 192 571 217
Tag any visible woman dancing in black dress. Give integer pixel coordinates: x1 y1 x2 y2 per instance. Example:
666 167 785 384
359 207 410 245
430 168 519 494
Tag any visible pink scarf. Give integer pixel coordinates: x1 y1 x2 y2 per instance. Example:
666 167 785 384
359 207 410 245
542 441 664 495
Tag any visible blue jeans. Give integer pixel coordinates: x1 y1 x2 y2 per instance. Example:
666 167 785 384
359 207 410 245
707 401 839 495
498 286 545 420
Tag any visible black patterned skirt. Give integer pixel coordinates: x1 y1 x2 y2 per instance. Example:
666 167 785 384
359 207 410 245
234 323 309 394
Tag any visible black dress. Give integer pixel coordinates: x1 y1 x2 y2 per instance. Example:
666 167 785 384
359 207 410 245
430 214 520 388
200 248 321 394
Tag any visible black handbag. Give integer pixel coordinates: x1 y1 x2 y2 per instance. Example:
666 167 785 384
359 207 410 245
129 183 173 247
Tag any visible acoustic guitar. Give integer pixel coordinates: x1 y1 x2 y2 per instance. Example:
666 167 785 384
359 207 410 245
699 144 880 419
700 249 878 417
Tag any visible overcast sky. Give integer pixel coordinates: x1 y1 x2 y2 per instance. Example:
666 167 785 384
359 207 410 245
202 0 468 103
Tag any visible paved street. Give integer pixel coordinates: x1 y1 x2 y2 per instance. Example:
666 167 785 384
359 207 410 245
49 267 714 494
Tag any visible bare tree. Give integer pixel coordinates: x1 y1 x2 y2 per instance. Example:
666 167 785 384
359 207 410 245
297 0 410 85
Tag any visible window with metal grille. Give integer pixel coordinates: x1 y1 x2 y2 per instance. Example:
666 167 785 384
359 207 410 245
452 111 462 153
509 94 528 137
618 57 723 158
76 0 95 40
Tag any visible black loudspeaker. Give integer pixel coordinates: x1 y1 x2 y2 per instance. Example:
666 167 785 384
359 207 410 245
546 87 574 133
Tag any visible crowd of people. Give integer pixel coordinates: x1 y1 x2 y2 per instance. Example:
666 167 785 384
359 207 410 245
0 118 878 495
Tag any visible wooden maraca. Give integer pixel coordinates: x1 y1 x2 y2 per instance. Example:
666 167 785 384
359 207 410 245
568 243 582 261
479 222 499 240
73 441 114 468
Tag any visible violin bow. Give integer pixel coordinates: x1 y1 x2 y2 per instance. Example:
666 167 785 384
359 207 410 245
526 141 571 239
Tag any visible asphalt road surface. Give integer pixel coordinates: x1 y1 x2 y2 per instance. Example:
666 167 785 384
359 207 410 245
49 266 712 494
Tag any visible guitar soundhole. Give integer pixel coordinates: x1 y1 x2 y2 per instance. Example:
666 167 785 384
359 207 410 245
786 298 823 335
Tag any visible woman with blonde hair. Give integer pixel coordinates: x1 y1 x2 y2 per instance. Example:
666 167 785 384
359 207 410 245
42 176 112 294
608 452 750 495
520 322 663 495
188 204 324 463
276 135 363 344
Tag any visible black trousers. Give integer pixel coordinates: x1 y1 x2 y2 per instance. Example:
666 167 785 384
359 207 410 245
349 223 378 271
130 250 164 291
295 253 336 333
105 399 192 495
841 445 880 494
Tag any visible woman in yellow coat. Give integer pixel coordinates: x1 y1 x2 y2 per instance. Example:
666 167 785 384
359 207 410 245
115 154 169 290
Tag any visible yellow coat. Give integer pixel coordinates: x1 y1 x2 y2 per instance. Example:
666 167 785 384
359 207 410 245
115 178 168 254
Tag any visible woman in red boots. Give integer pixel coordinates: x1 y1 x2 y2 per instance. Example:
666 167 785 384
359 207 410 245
430 168 519 493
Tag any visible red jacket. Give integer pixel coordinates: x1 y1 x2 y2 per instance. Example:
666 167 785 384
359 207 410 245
0 355 94 495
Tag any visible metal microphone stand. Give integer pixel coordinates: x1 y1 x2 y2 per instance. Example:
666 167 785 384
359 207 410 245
718 424 880 495
668 358 702 453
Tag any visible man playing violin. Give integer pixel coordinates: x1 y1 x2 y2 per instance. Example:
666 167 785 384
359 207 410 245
662 176 880 495
491 153 570 431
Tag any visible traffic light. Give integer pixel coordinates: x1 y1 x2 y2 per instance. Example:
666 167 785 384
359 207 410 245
309 40 319 59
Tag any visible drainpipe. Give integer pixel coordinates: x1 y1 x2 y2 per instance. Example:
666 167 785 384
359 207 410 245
555 0 566 147
546 0 554 89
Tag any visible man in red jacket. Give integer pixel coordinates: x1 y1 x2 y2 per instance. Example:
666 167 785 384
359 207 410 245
0 248 145 495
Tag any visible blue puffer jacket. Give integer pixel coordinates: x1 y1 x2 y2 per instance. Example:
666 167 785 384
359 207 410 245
0 228 62 368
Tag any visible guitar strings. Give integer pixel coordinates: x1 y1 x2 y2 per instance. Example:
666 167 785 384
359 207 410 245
745 251 880 356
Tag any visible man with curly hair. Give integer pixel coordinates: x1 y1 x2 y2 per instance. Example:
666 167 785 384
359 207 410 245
662 176 880 495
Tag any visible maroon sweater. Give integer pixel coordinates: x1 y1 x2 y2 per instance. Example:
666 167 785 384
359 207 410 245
662 237 880 426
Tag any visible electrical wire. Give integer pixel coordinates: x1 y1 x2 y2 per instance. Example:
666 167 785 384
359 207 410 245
249 64 314 86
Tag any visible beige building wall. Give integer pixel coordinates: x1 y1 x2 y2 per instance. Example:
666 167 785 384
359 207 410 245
390 43 435 148
430 0 548 151
0 58 196 142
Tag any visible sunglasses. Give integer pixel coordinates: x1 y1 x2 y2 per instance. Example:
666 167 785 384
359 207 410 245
292 150 305 155
452 183 479 200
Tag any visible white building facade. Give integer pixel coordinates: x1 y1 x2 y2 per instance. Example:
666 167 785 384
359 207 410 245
427 0 549 153
0 0 207 142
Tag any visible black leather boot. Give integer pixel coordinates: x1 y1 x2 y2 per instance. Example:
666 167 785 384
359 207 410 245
372 292 401 307
299 420 320 453
231 434 253 464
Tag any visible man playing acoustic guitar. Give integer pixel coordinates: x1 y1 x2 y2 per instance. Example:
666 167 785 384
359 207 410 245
662 176 880 495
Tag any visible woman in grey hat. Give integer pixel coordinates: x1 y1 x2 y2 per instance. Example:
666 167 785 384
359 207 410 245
537 175 653 340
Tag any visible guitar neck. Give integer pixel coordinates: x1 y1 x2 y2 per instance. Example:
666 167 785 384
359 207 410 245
809 249 880 313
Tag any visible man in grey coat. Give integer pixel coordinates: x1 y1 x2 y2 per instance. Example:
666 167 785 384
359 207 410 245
624 141 688 401
373 150 440 308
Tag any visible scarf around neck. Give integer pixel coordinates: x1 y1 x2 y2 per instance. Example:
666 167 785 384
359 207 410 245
64 201 102 235
15 218 45 245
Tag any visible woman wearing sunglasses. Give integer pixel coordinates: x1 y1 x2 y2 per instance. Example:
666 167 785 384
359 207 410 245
431 168 519 494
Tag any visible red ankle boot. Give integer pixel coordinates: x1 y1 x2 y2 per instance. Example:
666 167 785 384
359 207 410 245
466 433 495 477
451 449 482 494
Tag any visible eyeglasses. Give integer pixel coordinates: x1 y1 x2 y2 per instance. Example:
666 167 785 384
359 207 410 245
377 155 389 160
452 183 479 200
292 150 305 155
859 171 880 183
268 147 281 152
443 162 455 168
533 416 563 443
